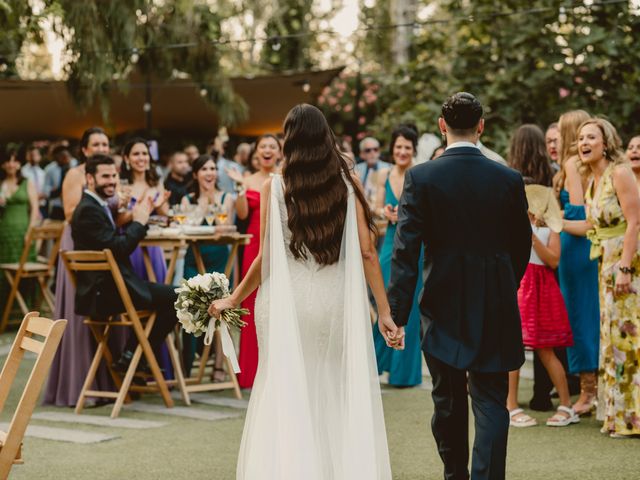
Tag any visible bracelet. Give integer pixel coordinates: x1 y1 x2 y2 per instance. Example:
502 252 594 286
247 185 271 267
619 265 635 275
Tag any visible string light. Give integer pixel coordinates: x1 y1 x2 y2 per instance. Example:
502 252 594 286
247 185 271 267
0 0 629 59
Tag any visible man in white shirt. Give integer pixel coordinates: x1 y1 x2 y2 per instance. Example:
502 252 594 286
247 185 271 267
355 137 391 208
20 144 47 215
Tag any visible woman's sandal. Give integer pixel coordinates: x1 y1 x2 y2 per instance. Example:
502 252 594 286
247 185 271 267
509 408 537 428
212 367 226 383
572 397 596 416
546 405 580 427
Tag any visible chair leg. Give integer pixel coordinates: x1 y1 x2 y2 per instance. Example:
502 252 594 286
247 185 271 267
0 272 19 333
166 334 190 405
88 324 132 405
13 288 29 317
75 325 111 414
138 335 173 409
37 275 55 313
111 345 143 419
226 356 243 400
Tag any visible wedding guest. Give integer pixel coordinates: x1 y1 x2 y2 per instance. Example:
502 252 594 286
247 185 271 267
228 133 281 388
184 143 200 164
20 144 47 217
355 137 391 209
164 151 192 206
44 126 118 407
209 135 244 194
0 148 40 318
563 118 640 438
118 138 170 287
545 123 561 173
431 146 445 160
114 138 173 376
233 142 252 170
180 154 234 380
71 154 180 375
44 145 74 220
626 135 640 189
507 184 576 428
509 124 573 412
372 126 422 387
554 110 600 416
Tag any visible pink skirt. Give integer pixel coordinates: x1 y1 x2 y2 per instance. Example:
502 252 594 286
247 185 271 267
518 263 573 349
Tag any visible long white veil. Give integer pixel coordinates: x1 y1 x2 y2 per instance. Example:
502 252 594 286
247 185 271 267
236 175 391 479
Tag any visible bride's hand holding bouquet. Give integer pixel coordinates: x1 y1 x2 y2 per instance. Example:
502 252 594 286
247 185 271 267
174 272 248 372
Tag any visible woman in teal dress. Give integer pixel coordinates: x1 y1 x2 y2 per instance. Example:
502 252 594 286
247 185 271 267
0 149 40 322
180 154 234 379
555 110 601 415
372 126 423 387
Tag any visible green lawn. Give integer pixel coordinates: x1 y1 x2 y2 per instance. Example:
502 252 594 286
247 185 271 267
1 334 638 479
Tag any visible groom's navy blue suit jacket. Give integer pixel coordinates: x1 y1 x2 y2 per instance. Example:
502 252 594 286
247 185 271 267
388 146 531 373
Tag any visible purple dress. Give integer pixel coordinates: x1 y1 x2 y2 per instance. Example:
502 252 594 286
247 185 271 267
44 224 129 406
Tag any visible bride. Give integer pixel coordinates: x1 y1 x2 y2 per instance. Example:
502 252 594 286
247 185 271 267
209 104 402 479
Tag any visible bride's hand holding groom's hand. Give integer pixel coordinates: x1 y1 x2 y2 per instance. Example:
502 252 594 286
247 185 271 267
378 312 405 350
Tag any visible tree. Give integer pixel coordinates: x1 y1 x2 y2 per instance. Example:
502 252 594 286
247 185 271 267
0 0 49 78
368 0 640 154
51 0 248 126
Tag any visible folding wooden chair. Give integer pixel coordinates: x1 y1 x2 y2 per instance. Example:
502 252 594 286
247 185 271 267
0 312 67 480
61 249 178 418
0 222 64 333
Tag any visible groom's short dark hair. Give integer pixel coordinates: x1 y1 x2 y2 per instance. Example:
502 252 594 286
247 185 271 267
441 92 483 135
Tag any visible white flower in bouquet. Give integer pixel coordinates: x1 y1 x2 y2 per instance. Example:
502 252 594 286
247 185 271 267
174 272 247 339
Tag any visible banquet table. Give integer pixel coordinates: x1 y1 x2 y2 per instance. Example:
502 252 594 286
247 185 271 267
139 228 252 401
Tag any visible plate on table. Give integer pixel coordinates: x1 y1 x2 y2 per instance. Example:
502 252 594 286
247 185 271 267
182 225 216 235
214 225 237 234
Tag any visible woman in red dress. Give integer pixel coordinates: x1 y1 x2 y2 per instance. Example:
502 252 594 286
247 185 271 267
231 134 281 388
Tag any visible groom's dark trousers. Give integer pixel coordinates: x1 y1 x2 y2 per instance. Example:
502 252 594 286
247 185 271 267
388 146 532 480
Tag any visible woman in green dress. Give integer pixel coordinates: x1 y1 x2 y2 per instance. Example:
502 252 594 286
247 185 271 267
563 118 640 438
0 148 41 320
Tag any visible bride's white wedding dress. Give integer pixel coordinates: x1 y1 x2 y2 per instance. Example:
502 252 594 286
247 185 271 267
236 175 391 479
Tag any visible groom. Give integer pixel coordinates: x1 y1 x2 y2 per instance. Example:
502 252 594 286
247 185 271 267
386 93 531 479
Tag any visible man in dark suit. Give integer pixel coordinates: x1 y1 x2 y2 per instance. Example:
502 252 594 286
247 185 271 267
71 154 179 372
386 93 531 480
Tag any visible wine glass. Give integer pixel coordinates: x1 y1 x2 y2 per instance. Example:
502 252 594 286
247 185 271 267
117 178 132 212
173 204 187 225
215 204 228 225
204 205 215 226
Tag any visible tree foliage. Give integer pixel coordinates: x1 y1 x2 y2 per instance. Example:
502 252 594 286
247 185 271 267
367 0 640 154
0 0 49 77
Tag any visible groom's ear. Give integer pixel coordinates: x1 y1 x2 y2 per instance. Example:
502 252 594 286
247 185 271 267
477 118 485 136
438 117 447 136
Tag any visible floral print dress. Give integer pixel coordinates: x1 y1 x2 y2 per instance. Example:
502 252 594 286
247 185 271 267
586 163 640 436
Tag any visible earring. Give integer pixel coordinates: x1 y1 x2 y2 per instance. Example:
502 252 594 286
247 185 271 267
441 132 446 142
603 148 608 158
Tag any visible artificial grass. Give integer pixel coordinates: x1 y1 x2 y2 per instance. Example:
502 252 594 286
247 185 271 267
2 336 638 479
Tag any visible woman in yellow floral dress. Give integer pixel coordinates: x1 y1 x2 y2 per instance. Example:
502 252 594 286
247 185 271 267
563 118 640 438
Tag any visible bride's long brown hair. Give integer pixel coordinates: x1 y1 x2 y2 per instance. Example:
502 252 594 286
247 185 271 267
282 104 375 266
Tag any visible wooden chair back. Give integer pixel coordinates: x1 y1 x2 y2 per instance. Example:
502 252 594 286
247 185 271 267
0 312 67 479
61 249 139 321
20 222 64 272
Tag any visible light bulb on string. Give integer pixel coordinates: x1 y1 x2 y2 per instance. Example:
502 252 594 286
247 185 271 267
302 80 310 93
271 37 282 51
200 88 208 97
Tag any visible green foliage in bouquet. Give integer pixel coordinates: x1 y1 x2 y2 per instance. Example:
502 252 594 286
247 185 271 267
174 273 248 337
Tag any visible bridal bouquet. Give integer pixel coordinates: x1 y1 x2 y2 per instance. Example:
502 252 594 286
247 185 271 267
174 272 248 373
